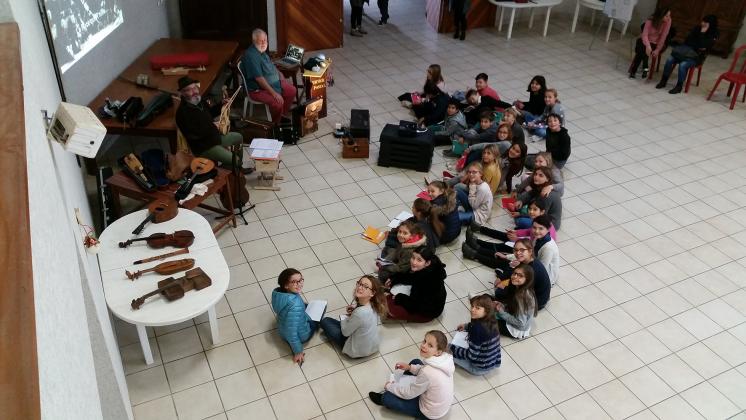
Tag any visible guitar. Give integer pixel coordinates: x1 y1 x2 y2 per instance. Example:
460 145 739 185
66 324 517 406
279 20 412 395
174 157 215 201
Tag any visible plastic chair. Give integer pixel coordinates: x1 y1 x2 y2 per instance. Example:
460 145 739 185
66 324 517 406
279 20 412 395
707 45 746 109
684 63 702 93
236 60 272 122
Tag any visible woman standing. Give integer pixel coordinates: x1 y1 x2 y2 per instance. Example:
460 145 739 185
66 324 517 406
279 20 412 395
449 0 470 40
629 7 672 79
350 0 369 37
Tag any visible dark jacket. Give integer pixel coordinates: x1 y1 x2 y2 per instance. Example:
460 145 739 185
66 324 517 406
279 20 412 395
450 320 501 371
524 89 546 116
430 193 460 244
390 258 448 319
175 99 221 155
511 121 525 144
422 93 450 126
517 189 562 230
683 25 718 64
545 127 571 162
463 95 509 125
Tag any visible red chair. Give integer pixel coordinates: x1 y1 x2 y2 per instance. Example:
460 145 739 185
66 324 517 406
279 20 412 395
684 63 703 93
707 45 746 109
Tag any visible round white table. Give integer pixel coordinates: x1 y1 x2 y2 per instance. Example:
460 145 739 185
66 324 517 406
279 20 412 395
489 0 563 40
98 209 229 364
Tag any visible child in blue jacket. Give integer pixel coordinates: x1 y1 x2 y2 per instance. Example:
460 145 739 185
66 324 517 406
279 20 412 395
271 268 318 365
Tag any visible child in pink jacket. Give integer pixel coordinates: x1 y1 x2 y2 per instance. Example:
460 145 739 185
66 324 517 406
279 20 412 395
369 330 455 419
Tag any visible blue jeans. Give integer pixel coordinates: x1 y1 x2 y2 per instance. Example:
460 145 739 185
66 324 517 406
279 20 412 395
663 56 696 86
554 159 567 169
514 215 532 229
320 317 347 349
455 188 474 224
533 127 547 138
453 356 493 375
382 359 427 419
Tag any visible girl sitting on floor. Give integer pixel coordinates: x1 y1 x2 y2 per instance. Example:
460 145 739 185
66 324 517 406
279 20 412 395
500 142 527 194
503 108 525 144
445 144 501 196
428 181 461 244
530 215 560 286
514 167 562 229
525 88 565 139
467 197 556 246
495 263 537 339
320 275 387 358
369 330 455 419
451 294 502 375
383 198 439 252
513 75 547 121
455 162 494 226
271 268 319 365
378 220 427 282
385 246 447 322
398 64 445 107
461 121 514 167
516 152 564 197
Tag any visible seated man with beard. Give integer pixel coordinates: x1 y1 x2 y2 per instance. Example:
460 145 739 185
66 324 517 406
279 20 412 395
174 76 244 169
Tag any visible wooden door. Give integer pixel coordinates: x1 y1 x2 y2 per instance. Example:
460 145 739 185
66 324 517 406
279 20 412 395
180 0 268 49
276 0 343 52
657 0 746 57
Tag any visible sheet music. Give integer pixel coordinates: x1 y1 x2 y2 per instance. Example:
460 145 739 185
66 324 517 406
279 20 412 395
451 331 469 348
249 138 283 151
250 148 281 159
390 285 412 296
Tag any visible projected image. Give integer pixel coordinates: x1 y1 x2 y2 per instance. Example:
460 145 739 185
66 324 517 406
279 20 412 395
44 0 124 73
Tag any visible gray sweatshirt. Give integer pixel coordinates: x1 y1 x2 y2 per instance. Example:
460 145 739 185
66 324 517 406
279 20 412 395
469 182 494 226
341 304 380 358
516 166 565 196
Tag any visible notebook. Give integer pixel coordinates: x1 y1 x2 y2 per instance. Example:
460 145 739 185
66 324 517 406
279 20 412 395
305 300 327 321
451 331 469 348
362 226 386 244
277 44 304 67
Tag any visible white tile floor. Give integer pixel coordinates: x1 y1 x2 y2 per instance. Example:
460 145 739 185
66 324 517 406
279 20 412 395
123 1 746 419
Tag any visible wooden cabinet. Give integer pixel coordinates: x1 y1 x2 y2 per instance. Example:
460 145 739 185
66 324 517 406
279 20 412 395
657 0 746 57
179 0 268 49
275 0 343 52
426 0 496 33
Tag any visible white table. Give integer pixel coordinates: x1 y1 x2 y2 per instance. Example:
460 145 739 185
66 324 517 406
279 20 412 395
489 0 563 40
98 209 230 364
571 0 630 42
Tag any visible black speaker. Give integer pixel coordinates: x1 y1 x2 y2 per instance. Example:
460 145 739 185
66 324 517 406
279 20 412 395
350 109 370 139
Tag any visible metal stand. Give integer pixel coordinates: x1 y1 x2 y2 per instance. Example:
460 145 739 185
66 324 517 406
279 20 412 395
216 144 253 224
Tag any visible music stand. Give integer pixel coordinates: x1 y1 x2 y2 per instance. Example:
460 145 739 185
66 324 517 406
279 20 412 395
216 143 254 225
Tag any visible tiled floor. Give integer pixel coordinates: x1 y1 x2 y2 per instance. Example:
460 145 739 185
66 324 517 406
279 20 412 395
122 1 746 419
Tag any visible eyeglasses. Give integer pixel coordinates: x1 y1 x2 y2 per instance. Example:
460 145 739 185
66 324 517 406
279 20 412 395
514 247 529 253
289 278 305 285
512 272 526 278
356 281 373 291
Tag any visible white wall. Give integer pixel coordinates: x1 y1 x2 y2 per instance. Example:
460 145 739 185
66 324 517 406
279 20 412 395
9 0 133 418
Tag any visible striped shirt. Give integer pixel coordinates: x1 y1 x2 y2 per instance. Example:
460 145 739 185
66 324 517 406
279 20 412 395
451 321 501 371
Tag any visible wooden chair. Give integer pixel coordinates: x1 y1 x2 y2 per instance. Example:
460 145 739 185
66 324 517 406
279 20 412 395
706 45 746 109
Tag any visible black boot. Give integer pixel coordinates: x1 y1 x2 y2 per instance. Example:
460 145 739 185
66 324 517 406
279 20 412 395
460 30 466 41
668 84 683 94
655 75 669 89
369 392 384 406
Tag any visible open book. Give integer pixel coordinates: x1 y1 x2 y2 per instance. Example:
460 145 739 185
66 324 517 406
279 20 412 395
450 331 468 349
305 300 327 321
387 211 414 229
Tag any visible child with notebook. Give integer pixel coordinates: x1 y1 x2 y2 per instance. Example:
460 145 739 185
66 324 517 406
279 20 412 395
451 294 501 375
369 330 455 419
271 268 318 365
320 275 387 358
495 263 537 339
377 220 427 282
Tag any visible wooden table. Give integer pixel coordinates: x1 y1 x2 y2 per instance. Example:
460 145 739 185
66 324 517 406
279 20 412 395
88 38 239 152
98 209 229 365
489 0 563 39
105 167 236 233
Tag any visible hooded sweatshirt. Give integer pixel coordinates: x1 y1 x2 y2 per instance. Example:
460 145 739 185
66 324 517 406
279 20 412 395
271 288 313 355
381 235 428 279
430 193 460 244
385 353 455 419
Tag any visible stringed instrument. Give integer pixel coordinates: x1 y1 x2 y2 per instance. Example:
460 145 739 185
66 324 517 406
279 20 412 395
160 65 207 76
119 230 195 249
134 248 189 265
218 86 241 135
131 199 179 235
123 153 150 184
131 267 212 310
219 143 251 210
125 258 195 280
174 157 216 201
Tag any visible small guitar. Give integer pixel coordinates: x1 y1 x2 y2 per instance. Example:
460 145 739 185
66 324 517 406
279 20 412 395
174 157 215 201
131 199 179 235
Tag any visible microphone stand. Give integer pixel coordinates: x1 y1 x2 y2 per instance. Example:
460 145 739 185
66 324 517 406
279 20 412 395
217 143 253 225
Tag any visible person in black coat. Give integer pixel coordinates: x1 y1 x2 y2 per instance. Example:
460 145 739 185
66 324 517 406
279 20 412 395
175 76 243 168
414 81 450 127
514 75 547 120
462 89 511 126
385 246 447 322
544 113 570 168
656 15 719 94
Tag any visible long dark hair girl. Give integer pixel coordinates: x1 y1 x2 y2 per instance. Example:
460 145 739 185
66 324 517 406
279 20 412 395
470 294 500 335
506 263 537 317
650 7 670 29
530 166 554 192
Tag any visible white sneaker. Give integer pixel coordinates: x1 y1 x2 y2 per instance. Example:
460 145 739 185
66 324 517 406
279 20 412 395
529 135 542 143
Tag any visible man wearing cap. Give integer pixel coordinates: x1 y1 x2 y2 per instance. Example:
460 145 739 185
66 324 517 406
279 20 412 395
240 28 296 123
175 76 243 168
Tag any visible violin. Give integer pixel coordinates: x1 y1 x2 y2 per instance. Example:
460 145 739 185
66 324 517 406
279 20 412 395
131 267 212 310
125 258 195 280
175 157 216 201
131 199 179 235
119 230 194 249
